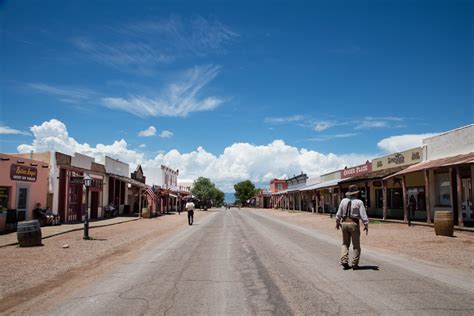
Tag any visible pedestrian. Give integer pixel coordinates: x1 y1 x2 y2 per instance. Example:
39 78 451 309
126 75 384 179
185 199 195 225
408 195 416 226
335 185 369 270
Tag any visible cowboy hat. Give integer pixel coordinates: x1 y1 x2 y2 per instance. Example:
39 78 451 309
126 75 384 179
345 184 360 197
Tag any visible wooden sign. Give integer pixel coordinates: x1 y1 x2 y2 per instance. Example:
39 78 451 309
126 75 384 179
10 164 37 182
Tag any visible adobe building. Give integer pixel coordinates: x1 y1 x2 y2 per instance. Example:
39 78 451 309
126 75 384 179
0 153 49 232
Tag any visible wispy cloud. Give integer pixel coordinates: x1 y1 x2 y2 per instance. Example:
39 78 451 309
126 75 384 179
159 130 173 138
0 124 30 136
139 144 147 148
138 126 157 137
264 115 304 124
308 133 358 142
27 83 96 103
101 64 224 117
355 117 405 130
71 16 238 73
313 121 335 132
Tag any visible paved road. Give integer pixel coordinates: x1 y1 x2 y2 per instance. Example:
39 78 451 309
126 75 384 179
48 209 473 315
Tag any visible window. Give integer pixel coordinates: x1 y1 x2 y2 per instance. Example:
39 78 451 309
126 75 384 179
387 188 403 209
277 183 282 191
17 188 28 210
375 189 383 208
435 172 451 206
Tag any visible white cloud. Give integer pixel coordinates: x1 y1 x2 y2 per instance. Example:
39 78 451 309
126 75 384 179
313 121 334 132
101 64 224 117
308 133 358 142
17 119 144 165
0 125 30 136
355 116 405 130
264 115 304 124
27 83 95 103
18 119 373 192
72 16 238 72
159 130 173 138
377 133 439 153
139 144 146 148
138 126 157 137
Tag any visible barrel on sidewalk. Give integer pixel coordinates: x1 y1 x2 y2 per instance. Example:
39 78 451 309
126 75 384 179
434 211 454 237
17 220 42 247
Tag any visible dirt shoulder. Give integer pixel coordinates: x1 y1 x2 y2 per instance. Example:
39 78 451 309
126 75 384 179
252 208 474 271
0 210 211 313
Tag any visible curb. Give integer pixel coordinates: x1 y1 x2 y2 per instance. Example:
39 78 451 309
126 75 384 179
0 217 141 248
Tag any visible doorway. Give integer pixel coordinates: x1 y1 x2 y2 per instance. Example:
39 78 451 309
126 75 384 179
16 186 29 222
90 191 99 219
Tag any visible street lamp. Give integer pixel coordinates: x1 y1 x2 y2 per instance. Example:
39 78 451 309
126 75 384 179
83 175 92 240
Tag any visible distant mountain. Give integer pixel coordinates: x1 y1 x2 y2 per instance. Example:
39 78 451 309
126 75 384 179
224 192 235 203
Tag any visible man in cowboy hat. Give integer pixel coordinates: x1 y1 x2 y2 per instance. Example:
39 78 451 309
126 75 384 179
335 184 369 270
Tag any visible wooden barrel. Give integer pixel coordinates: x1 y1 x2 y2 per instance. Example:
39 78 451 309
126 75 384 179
434 211 454 237
17 220 42 247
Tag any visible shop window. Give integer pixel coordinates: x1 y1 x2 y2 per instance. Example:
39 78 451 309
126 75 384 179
17 188 28 210
435 173 451 207
387 188 403 209
0 186 10 210
375 189 383 208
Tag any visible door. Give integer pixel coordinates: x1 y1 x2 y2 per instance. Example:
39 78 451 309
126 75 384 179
90 191 99 219
16 186 29 222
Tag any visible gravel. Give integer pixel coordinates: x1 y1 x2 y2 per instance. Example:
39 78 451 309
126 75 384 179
0 211 210 301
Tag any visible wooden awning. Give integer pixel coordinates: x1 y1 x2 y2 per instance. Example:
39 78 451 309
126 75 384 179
384 152 474 179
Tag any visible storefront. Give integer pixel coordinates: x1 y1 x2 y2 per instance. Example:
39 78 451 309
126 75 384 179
56 152 105 223
386 152 474 226
0 153 49 233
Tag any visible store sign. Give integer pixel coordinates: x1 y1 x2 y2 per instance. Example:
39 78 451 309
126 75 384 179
373 148 423 171
341 163 372 178
10 164 37 182
70 176 84 184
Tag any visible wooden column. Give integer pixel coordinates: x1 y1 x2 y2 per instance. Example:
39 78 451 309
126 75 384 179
299 192 302 211
364 182 369 209
424 169 431 223
321 194 326 213
315 194 320 213
456 167 463 227
138 188 142 217
402 175 408 223
382 180 387 220
449 167 455 225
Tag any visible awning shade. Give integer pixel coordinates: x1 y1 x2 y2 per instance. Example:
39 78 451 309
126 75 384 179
385 152 474 179
301 178 341 191
339 166 406 184
108 173 148 188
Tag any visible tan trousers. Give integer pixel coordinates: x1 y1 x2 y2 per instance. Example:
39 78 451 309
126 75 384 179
340 222 361 265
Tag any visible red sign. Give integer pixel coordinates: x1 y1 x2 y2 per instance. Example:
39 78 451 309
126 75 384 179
10 164 38 182
341 162 372 179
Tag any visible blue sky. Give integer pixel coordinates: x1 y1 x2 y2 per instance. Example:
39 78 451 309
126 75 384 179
1 0 473 191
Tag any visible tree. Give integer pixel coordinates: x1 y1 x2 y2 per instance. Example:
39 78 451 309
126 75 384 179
234 180 257 206
191 177 225 208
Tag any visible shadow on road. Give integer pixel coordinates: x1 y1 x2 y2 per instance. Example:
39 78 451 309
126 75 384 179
354 265 379 271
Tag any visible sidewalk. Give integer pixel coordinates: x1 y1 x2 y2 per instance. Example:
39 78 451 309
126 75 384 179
0 217 140 247
277 208 474 233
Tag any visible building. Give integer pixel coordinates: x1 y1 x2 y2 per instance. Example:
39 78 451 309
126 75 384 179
0 153 49 233
386 124 474 226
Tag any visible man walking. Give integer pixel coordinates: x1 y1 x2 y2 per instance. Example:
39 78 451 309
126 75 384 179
185 198 195 225
335 185 369 270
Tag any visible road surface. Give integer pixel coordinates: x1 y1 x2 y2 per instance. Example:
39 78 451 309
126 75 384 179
45 208 473 315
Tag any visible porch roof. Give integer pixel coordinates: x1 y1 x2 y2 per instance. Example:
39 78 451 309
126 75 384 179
108 173 148 189
339 166 406 184
384 152 474 179
300 178 341 191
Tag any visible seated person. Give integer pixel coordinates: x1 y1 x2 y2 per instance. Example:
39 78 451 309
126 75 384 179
32 203 46 220
43 207 55 225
